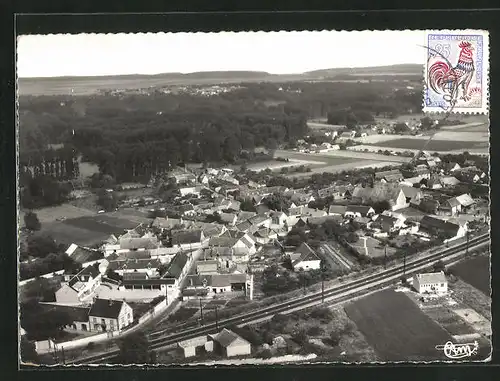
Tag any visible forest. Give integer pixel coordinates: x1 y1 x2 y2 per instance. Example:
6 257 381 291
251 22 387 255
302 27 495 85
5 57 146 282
18 79 422 207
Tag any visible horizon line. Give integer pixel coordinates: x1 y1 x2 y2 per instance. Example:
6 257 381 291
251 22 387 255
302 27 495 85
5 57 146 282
17 63 423 80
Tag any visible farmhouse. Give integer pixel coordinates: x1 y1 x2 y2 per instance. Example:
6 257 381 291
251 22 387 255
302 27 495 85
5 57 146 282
269 210 288 229
41 304 91 332
291 243 321 271
177 336 211 358
328 204 348 216
207 328 252 358
440 176 461 187
65 244 103 264
413 271 448 295
55 263 102 304
345 205 375 218
88 298 134 332
196 259 219 275
419 216 467 242
183 273 252 298
375 169 403 183
171 229 206 250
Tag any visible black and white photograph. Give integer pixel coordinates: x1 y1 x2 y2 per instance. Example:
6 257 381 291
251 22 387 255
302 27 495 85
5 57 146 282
16 30 491 366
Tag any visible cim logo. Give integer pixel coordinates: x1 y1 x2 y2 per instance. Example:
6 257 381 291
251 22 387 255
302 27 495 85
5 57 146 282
435 341 479 360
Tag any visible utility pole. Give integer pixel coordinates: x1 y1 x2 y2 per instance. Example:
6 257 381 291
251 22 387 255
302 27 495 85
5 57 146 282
466 230 470 256
61 346 65 365
384 245 388 269
403 250 407 278
215 305 219 331
199 298 204 325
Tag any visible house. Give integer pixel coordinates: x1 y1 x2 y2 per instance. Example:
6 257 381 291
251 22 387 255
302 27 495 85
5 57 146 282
291 243 321 271
413 271 448 295
219 212 238 226
184 273 252 298
252 227 278 244
419 216 467 242
119 237 160 251
414 165 431 178
399 176 425 187
151 217 185 232
338 131 356 140
179 185 203 197
55 263 102 304
107 258 162 277
208 234 257 257
172 229 206 251
269 211 288 229
287 192 315 207
375 169 403 183
65 244 103 264
318 185 353 200
440 197 462 216
446 162 461 173
413 198 440 214
400 186 423 204
41 304 91 332
371 214 406 233
455 193 476 212
236 211 257 224
161 252 191 298
207 328 252 357
177 336 211 358
351 184 408 211
328 205 348 216
177 203 197 217
441 176 461 187
196 259 219 275
345 205 375 218
88 298 134 332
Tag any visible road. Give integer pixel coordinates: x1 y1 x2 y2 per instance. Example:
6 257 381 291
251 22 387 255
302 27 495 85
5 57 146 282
67 232 489 364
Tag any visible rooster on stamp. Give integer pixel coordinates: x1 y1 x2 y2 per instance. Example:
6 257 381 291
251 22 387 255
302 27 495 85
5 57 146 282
424 30 489 114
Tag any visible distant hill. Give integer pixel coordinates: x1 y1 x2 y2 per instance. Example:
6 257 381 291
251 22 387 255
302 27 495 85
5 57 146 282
18 64 422 96
305 64 423 77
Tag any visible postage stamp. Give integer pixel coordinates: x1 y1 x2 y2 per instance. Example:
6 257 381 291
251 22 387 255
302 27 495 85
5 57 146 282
423 30 489 114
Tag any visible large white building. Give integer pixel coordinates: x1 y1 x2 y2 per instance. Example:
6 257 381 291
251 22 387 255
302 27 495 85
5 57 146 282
413 271 448 295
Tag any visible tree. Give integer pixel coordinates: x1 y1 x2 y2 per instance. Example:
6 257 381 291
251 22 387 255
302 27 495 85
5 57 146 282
371 200 391 214
26 233 60 259
433 260 446 273
24 211 41 231
20 300 74 340
20 336 39 364
240 198 256 212
291 329 309 345
117 332 152 364
96 189 118 212
393 123 410 134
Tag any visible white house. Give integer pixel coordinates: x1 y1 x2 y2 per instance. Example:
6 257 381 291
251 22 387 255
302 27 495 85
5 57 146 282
55 264 102 304
207 328 252 357
172 229 206 251
291 243 321 271
269 211 288 230
88 298 134 332
413 271 448 295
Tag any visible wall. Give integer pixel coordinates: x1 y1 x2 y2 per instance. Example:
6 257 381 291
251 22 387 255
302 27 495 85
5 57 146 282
35 331 119 354
137 298 168 325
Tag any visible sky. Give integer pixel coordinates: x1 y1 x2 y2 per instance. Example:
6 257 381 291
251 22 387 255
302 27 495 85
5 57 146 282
17 30 425 78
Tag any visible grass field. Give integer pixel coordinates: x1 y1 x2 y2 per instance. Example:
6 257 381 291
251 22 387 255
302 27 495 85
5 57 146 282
344 289 453 361
19 204 96 226
451 254 490 296
41 213 147 247
367 139 483 151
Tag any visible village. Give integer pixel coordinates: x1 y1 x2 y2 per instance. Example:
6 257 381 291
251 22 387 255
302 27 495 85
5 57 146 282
21 144 490 363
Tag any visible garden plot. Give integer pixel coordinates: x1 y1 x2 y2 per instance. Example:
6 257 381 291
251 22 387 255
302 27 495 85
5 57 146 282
452 309 491 336
344 289 453 361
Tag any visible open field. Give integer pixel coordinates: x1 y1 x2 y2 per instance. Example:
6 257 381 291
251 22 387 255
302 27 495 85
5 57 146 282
364 138 486 151
450 254 490 296
41 222 110 247
41 213 145 247
344 289 453 361
19 204 96 227
246 159 325 172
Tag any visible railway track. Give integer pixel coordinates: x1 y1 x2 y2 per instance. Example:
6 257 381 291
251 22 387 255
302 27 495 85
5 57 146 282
68 233 489 365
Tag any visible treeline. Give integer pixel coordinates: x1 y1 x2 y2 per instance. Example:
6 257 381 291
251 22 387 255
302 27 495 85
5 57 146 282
19 80 422 185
